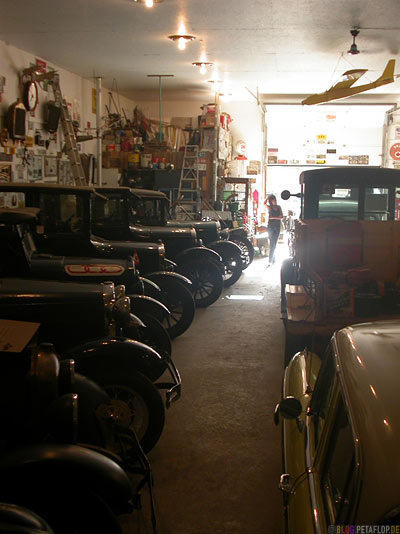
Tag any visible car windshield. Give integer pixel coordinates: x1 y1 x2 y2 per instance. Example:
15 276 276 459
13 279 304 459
317 184 391 220
38 193 85 234
92 193 125 226
130 198 165 225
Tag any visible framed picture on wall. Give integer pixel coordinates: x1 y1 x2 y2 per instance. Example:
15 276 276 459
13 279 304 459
0 163 12 183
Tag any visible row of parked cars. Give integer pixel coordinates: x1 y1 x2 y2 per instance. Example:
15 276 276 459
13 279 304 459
0 181 254 533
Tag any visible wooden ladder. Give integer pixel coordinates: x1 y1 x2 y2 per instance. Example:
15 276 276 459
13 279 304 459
175 145 201 220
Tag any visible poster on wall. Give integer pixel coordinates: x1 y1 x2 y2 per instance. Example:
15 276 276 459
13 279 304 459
27 155 43 181
16 164 26 181
267 148 278 164
59 160 73 185
44 156 58 182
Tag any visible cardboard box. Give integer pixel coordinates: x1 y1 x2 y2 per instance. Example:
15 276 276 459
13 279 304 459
171 117 193 129
324 285 354 317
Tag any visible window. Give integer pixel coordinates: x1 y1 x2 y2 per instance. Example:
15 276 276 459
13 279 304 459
309 346 336 447
318 185 359 220
364 188 389 221
322 395 356 525
130 198 163 225
39 194 84 234
92 194 125 226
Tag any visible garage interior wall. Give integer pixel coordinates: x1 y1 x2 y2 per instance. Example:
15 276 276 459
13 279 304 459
0 40 137 177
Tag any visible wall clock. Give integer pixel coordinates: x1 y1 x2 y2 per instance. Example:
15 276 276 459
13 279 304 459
22 81 39 112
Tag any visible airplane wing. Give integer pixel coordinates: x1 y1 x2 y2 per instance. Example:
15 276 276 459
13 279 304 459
330 69 368 90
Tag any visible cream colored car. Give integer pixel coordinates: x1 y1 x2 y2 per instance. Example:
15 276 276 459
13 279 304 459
275 320 400 531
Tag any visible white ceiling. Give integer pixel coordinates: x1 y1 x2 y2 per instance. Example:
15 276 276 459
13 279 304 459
1 0 400 104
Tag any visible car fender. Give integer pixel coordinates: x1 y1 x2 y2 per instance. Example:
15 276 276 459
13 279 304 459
207 239 243 260
129 294 170 321
228 227 248 239
175 246 222 265
0 443 133 515
63 337 166 383
144 271 193 291
136 276 162 300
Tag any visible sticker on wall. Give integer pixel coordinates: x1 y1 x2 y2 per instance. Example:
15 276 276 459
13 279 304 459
390 143 400 160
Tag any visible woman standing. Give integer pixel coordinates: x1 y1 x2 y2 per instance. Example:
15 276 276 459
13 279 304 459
265 194 283 266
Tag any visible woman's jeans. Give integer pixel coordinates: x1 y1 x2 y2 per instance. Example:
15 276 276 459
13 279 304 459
268 225 280 263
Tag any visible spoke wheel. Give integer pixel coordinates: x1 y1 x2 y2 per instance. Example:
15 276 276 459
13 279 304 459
94 371 165 453
178 259 223 308
220 249 243 287
229 236 255 270
155 279 195 338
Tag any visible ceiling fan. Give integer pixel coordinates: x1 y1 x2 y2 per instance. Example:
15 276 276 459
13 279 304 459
348 29 360 55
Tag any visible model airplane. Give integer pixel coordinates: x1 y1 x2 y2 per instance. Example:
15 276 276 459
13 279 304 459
302 59 396 105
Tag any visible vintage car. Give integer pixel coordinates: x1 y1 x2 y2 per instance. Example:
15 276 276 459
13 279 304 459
0 275 181 453
275 319 400 531
0 183 195 338
280 166 400 365
97 187 247 285
91 186 226 306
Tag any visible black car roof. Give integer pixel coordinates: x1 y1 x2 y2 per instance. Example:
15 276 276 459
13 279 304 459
300 167 400 187
96 186 168 200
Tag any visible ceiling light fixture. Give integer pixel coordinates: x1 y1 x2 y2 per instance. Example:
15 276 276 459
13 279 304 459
348 28 360 55
133 0 163 7
168 33 196 50
192 61 214 75
168 20 195 50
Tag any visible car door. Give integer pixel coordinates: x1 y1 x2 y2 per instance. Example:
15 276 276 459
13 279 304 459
281 349 322 532
283 347 343 533
288 346 358 533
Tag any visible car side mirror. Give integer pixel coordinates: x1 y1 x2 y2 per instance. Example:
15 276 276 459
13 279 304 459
274 396 304 431
281 190 302 200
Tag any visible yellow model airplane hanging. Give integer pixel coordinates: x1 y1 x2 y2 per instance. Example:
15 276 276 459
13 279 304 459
302 59 396 105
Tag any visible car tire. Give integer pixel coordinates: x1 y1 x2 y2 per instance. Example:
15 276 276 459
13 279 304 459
177 259 223 308
220 247 243 287
154 279 196 339
229 236 255 270
92 370 166 454
124 313 172 361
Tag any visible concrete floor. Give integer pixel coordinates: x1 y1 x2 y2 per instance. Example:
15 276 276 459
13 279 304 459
121 246 287 534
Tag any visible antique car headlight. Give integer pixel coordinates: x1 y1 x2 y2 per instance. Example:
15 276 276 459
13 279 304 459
112 296 131 326
114 284 126 300
102 281 115 321
216 220 221 232
195 238 203 247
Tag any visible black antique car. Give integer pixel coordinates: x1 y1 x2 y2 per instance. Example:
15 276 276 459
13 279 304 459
0 328 157 533
0 183 195 338
93 187 244 287
0 275 181 453
91 187 226 307
127 187 255 270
